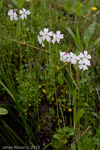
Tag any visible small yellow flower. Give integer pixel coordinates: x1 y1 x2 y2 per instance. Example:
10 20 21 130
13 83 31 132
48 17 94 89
25 113 27 116
52 97 54 101
66 90 69 94
56 66 59 70
68 108 72 112
92 7 97 11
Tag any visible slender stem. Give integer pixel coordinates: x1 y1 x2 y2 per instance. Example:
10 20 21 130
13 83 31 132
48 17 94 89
73 96 76 130
82 69 86 128
49 3 52 30
19 13 22 79
49 42 51 69
59 104 65 126
54 81 60 128
77 69 80 138
19 13 20 40
0 36 51 54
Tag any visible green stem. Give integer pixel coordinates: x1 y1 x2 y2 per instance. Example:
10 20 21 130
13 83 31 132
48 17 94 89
19 13 22 79
77 69 80 138
54 81 60 128
49 41 51 69
82 70 86 128
59 104 65 126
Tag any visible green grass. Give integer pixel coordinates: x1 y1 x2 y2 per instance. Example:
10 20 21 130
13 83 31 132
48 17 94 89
0 0 100 149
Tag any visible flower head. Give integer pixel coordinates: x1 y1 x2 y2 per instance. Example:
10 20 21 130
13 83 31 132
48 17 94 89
52 31 64 44
92 7 97 11
79 51 91 64
60 52 67 62
8 10 18 21
79 51 91 59
66 52 78 64
19 8 31 20
39 28 53 42
78 59 91 71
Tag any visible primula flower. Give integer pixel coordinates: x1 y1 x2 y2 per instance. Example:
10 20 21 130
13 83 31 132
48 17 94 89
8 10 18 21
39 28 53 42
60 52 67 62
78 59 91 71
66 52 78 64
19 8 31 20
38 35 45 47
52 31 64 44
79 51 91 64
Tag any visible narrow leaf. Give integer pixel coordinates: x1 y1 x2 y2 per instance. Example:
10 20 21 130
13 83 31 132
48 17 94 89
93 38 100 46
58 73 63 85
66 27 83 49
84 23 95 47
0 107 8 115
18 0 24 9
0 80 15 101
75 108 84 124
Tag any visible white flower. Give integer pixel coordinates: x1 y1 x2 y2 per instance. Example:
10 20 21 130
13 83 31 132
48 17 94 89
39 28 53 42
74 54 80 62
52 31 64 44
38 35 45 47
19 8 31 20
79 51 91 64
8 10 18 21
78 59 91 71
60 52 67 62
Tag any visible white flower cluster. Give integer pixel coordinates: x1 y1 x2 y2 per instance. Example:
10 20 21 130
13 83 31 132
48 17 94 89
38 28 64 47
8 8 31 21
60 51 91 71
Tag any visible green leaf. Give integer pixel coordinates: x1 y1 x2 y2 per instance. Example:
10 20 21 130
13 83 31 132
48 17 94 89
66 27 83 49
12 0 18 7
0 107 8 115
92 38 100 46
92 112 100 119
70 143 76 150
84 23 95 47
0 80 15 102
76 26 80 40
74 1 82 16
32 71 36 80
0 0 3 9
75 108 84 124
18 0 24 9
78 78 88 84
58 73 63 86
53 134 60 140
49 107 55 115
64 1 72 13
42 89 46 94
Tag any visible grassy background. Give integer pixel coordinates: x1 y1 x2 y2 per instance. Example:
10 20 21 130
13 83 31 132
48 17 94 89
0 0 100 149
